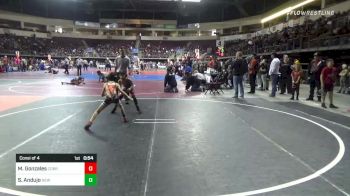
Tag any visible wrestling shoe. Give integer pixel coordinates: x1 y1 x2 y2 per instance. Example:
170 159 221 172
84 122 92 131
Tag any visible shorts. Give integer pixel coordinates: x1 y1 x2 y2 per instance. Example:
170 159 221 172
323 83 334 92
104 97 119 105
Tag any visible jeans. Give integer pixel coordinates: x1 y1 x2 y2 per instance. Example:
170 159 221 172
260 74 267 90
233 75 244 97
271 74 279 97
249 74 256 93
309 78 321 100
279 76 292 94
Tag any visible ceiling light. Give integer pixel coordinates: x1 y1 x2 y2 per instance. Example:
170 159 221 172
261 0 315 23
182 0 201 2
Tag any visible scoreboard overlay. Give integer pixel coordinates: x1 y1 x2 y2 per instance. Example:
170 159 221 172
16 154 97 186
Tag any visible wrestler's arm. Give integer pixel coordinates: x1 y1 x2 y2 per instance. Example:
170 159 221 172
117 83 132 100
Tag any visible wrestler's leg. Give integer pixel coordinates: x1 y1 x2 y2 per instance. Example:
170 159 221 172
130 91 141 113
85 102 109 130
117 100 128 123
111 94 123 114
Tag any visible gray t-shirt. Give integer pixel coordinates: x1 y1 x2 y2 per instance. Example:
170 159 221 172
115 56 130 73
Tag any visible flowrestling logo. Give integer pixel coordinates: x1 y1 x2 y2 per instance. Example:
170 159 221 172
287 10 335 16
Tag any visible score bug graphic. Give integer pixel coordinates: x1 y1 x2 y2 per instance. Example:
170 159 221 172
85 162 97 186
16 154 97 186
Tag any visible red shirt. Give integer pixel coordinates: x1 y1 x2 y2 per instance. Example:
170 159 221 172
321 67 335 85
3 57 8 65
248 59 258 75
291 71 302 83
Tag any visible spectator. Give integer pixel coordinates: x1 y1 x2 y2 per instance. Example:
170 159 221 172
321 59 338 109
164 67 178 93
290 60 303 100
231 51 247 98
115 49 130 76
307 52 325 101
2 56 8 72
279 54 292 94
338 64 348 94
248 54 258 94
269 52 281 97
258 56 268 91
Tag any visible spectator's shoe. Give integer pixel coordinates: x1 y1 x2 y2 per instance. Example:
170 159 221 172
296 97 299 100
248 91 254 94
329 104 338 109
84 122 92 131
232 96 238 99
290 97 294 100
321 103 327 108
123 118 128 123
111 109 116 114
317 98 321 102
269 94 275 97
125 101 129 105
306 97 314 101
138 110 142 115
239 96 244 98
337 90 341 93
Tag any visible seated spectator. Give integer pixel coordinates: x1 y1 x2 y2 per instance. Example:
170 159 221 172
185 70 206 92
164 67 178 93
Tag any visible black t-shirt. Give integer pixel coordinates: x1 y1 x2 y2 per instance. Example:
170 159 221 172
164 74 177 87
280 63 292 78
231 59 248 76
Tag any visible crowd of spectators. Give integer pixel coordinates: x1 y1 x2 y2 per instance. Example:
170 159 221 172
0 33 215 59
225 10 350 56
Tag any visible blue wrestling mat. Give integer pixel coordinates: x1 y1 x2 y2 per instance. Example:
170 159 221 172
80 73 181 81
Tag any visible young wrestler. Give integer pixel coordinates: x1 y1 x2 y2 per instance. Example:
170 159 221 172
84 74 132 131
290 60 303 100
97 70 106 82
111 75 141 114
61 76 85 85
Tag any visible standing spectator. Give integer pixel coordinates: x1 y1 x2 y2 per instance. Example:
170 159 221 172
258 56 268 91
105 58 112 71
115 49 130 76
83 59 89 71
231 51 248 98
307 52 325 101
321 59 338 109
269 52 280 97
279 54 292 94
248 55 258 94
338 64 348 94
3 56 8 72
22 58 28 72
76 57 83 76
0 57 3 73
290 60 303 100
64 58 70 75
89 60 94 68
